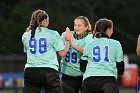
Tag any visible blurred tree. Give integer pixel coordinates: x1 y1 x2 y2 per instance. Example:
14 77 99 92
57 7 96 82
0 0 140 54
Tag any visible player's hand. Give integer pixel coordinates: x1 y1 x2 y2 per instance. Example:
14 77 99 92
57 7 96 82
25 21 33 32
69 33 73 46
64 27 72 41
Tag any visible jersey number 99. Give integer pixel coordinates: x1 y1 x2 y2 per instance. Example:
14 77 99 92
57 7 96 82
65 51 77 64
93 46 109 62
29 38 47 54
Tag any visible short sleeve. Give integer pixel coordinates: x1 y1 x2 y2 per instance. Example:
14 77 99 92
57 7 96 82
81 44 89 60
53 32 65 51
84 34 93 47
85 34 93 42
116 41 123 62
61 32 66 42
22 32 28 53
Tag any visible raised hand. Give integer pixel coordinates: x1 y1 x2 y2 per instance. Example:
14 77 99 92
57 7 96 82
64 27 72 41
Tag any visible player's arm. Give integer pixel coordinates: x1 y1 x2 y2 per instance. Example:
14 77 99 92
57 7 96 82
72 34 93 54
79 59 88 72
116 61 124 75
64 27 84 54
70 43 84 53
22 32 28 53
116 41 124 75
57 27 71 57
79 44 89 72
57 41 69 57
136 35 140 56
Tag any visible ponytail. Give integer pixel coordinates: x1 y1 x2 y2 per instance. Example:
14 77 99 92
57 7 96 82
26 9 49 39
30 21 38 39
95 32 109 38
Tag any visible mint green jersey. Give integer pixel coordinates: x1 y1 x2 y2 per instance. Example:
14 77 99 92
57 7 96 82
61 31 93 76
81 38 123 80
22 27 64 71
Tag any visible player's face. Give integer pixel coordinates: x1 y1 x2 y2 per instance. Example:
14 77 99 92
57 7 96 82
74 19 88 35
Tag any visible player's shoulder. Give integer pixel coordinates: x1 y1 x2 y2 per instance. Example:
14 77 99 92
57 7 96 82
22 31 31 40
84 39 94 48
62 31 74 35
71 31 75 34
109 38 121 45
109 38 120 42
86 33 93 38
82 33 93 42
45 28 60 37
23 31 31 36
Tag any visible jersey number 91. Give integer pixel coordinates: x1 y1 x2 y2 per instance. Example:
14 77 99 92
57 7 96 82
93 46 109 62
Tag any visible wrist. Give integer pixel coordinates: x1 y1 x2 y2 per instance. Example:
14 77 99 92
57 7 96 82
71 43 75 47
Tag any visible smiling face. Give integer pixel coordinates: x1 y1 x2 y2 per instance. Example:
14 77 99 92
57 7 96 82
74 19 89 35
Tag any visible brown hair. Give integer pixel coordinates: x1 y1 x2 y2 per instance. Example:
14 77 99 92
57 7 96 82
93 18 113 38
25 9 49 39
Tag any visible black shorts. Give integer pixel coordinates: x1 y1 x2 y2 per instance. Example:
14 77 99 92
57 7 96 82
61 74 83 93
82 76 119 93
23 67 61 93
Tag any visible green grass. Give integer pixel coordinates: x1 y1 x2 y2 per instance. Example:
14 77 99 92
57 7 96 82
119 88 136 93
0 88 136 93
0 90 22 93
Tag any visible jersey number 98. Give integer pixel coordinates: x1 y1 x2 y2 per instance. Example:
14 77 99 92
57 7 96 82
29 38 47 54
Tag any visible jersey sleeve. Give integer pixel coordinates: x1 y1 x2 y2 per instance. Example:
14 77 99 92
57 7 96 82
84 34 93 46
61 32 66 42
22 32 28 53
53 31 65 52
81 44 89 60
81 34 93 60
116 41 123 62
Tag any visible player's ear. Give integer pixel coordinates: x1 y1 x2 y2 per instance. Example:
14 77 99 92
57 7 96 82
106 28 113 37
45 19 49 25
42 19 47 24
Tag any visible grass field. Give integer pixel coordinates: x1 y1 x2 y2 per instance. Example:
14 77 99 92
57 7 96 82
0 88 136 93
119 88 136 93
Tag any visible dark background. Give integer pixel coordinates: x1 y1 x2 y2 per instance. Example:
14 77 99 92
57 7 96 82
0 1 139 92
0 0 140 55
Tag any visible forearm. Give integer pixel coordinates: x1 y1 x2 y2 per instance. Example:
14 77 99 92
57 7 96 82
71 43 83 54
79 59 88 72
137 35 140 56
117 61 124 75
58 41 69 57
137 49 140 56
137 51 140 56
63 41 70 54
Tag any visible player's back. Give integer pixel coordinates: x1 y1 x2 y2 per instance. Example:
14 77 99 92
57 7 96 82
83 37 123 79
22 27 64 70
